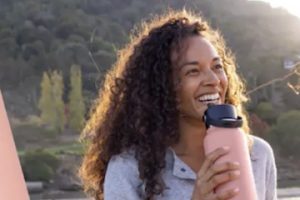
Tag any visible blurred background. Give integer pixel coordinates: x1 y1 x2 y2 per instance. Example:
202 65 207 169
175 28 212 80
0 0 300 199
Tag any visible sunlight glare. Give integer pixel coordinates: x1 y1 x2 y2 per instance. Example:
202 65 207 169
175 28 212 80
257 0 300 18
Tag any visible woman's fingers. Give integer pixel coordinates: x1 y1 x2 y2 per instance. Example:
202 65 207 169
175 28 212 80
195 147 231 197
197 146 230 177
212 188 240 200
192 147 241 200
202 161 240 182
203 170 240 195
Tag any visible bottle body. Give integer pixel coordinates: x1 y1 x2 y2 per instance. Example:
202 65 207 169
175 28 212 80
203 126 257 200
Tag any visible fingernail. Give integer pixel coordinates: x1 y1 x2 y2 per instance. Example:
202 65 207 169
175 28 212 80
233 170 240 176
233 188 240 193
233 161 240 166
223 146 230 151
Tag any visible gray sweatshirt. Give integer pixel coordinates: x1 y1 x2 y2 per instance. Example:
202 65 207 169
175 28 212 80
104 135 277 200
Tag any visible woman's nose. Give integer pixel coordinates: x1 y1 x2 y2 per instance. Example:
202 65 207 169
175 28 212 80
203 69 220 86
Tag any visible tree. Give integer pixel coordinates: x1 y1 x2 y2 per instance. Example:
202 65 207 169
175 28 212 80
38 70 65 133
270 110 300 158
38 72 56 127
68 65 85 131
21 149 60 182
51 70 65 132
254 102 277 124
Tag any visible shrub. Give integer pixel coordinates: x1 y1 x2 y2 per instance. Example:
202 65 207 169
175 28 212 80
269 110 300 158
254 102 277 124
20 149 60 182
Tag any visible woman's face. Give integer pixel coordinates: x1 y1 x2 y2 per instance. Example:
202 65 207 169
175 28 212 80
173 35 228 121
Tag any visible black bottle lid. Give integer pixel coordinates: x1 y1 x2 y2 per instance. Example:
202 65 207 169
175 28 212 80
203 104 243 129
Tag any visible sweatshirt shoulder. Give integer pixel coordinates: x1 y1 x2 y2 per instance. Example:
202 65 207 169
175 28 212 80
250 135 275 161
107 149 138 173
104 150 144 199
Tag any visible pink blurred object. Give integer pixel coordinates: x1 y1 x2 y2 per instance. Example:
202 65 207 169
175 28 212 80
0 91 30 200
203 104 257 200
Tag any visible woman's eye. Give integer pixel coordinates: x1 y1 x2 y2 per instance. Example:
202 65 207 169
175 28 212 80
214 64 224 70
186 69 199 75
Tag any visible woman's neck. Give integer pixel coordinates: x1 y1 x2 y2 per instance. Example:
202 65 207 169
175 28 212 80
172 117 206 157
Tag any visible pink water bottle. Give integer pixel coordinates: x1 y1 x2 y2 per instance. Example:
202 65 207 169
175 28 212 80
203 104 257 200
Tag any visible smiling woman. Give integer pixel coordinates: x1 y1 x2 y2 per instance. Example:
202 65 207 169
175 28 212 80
173 36 228 121
79 9 277 200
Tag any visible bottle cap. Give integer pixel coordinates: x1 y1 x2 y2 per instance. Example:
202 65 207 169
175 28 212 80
203 104 243 129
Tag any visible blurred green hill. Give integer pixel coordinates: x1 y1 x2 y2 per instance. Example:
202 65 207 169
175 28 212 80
0 0 300 116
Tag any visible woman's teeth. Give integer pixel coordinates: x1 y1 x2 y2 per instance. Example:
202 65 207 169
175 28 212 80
198 93 220 103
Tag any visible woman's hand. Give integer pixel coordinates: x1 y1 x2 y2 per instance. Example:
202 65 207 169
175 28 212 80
191 147 240 200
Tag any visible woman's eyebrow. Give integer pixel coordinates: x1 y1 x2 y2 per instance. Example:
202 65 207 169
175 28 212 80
179 57 221 69
180 61 199 69
212 57 221 63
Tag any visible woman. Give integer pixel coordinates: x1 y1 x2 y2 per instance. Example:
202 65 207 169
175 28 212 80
79 10 277 200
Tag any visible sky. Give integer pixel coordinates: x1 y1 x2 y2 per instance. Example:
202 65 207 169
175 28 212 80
255 0 300 18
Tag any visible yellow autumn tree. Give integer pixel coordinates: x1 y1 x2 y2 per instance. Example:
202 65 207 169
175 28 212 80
51 70 65 133
38 72 56 127
68 65 85 131
38 70 65 133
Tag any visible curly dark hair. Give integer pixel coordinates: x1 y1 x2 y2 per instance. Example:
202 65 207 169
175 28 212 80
79 10 250 200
